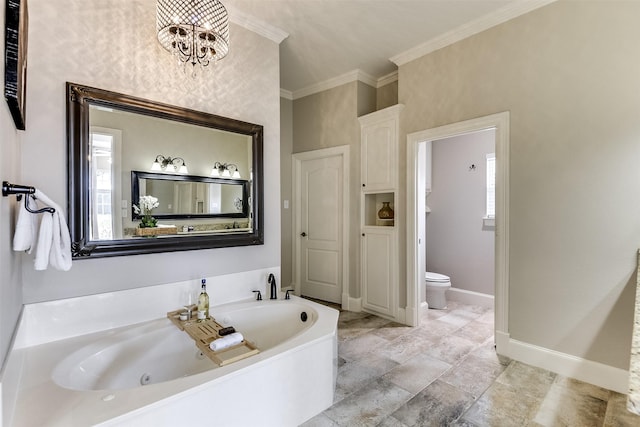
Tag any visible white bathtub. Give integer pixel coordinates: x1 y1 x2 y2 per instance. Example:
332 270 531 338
9 296 339 426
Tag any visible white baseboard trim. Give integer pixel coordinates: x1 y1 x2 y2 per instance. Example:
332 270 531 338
396 308 406 324
446 287 494 308
497 332 628 394
344 296 362 312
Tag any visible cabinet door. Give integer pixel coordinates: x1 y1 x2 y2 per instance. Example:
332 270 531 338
361 228 396 317
361 118 397 191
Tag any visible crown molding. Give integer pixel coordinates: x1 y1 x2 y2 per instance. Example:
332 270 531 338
226 5 289 44
377 70 398 88
291 69 377 100
390 0 557 66
280 89 293 100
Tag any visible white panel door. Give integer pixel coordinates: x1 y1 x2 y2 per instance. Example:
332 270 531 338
299 155 343 303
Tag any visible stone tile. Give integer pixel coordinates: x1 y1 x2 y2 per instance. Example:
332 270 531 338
392 379 475 427
419 306 451 321
300 413 340 427
417 317 463 336
453 320 495 344
338 310 369 324
496 361 556 399
461 380 544 426
323 378 412 427
475 310 495 324
533 376 608 427
440 354 507 398
470 340 511 367
377 415 410 427
334 356 398 403
436 310 478 328
377 332 437 364
604 392 640 427
422 334 478 364
339 332 388 361
338 314 392 341
383 353 451 394
371 321 414 341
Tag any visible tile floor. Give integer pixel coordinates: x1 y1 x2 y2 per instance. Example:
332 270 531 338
301 301 640 427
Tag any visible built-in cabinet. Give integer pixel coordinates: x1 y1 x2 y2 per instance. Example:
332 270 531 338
358 104 403 319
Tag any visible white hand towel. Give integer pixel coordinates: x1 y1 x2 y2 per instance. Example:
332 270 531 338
13 195 38 253
209 332 244 352
33 190 72 271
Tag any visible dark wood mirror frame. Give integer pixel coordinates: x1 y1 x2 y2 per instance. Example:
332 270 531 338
131 171 250 219
67 82 264 258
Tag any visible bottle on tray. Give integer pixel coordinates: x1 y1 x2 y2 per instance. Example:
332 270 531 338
197 279 210 322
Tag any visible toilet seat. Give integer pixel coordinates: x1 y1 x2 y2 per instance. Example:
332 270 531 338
425 272 450 283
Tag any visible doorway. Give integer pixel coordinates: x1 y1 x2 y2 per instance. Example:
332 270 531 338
406 112 510 354
292 146 350 306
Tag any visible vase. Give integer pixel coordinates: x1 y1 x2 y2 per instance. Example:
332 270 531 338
377 202 394 220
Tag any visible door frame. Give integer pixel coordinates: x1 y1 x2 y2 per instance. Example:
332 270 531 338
405 112 510 353
292 145 350 308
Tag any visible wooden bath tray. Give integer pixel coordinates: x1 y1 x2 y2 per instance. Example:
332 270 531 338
167 308 259 367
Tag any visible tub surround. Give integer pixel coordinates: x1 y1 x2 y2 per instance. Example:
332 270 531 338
4 269 339 426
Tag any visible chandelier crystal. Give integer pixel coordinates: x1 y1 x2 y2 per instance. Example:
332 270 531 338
156 0 229 73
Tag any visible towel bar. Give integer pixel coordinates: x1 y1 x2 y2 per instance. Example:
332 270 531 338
2 181 56 214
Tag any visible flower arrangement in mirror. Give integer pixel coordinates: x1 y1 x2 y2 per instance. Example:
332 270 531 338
133 195 159 228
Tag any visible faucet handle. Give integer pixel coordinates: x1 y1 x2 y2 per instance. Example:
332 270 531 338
285 289 294 300
253 290 262 301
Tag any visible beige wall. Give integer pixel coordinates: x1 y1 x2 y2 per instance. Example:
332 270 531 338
20 0 281 303
280 97 293 288
291 82 368 297
0 4 24 366
377 81 398 110
400 0 640 369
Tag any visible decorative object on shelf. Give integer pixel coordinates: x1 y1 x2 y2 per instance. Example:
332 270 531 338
133 195 159 228
156 0 229 75
150 154 188 173
234 197 242 211
377 202 394 220
4 0 29 130
211 162 240 178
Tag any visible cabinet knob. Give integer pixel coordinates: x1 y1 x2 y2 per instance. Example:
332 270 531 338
362 183 365 187
301 232 307 237
362 233 365 237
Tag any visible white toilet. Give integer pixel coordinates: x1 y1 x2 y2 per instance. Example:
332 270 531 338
425 272 451 309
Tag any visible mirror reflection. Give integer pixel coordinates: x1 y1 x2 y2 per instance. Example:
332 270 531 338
88 106 252 241
137 174 246 216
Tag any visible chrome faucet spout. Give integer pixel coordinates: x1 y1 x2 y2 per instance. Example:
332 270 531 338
268 273 277 300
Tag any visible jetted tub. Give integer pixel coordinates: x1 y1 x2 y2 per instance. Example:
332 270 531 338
10 296 339 426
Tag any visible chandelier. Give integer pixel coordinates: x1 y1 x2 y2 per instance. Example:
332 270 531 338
156 0 229 72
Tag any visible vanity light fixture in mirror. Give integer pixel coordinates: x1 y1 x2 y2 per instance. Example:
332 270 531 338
211 161 240 178
67 82 264 258
151 154 188 173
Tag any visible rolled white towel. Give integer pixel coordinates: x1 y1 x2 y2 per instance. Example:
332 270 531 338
209 332 244 352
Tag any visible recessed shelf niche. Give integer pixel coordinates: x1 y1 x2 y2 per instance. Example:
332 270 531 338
364 192 395 226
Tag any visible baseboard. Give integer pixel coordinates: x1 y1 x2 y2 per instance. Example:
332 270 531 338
343 296 362 312
498 332 628 394
447 287 494 309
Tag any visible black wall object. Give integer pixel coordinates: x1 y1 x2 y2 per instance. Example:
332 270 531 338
4 0 28 130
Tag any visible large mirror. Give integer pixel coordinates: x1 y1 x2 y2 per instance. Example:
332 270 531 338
67 82 264 258
131 171 249 219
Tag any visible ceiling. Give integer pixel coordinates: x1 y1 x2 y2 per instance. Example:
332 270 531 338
225 0 533 95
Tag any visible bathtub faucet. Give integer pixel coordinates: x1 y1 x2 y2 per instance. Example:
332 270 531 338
268 273 277 300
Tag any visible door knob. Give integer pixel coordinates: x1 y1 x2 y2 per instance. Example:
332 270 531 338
301 232 307 237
